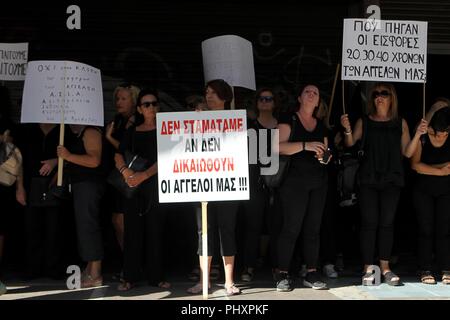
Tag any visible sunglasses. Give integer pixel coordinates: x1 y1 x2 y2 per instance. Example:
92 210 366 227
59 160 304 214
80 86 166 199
258 96 274 103
372 90 391 98
140 101 159 108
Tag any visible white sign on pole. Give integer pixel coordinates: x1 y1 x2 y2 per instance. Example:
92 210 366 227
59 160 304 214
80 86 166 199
0 43 28 81
21 61 104 126
157 110 250 203
342 19 428 83
202 35 256 90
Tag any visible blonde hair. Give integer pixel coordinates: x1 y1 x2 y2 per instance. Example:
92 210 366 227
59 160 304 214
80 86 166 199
113 84 141 107
367 83 398 120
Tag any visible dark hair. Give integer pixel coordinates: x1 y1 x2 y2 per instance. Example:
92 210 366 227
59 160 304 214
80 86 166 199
0 86 12 119
205 79 233 109
430 107 450 133
135 88 160 125
253 87 280 116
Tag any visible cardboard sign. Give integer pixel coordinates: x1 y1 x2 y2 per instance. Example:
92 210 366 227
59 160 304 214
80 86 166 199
157 110 249 203
21 61 104 126
202 35 256 90
0 43 28 81
342 19 428 83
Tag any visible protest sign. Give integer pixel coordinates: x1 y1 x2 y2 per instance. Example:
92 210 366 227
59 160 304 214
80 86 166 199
21 60 104 126
157 110 249 203
342 19 427 83
202 35 256 90
0 43 28 81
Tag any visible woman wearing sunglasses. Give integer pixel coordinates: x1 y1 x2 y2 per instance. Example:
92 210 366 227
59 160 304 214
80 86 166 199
114 89 170 291
340 82 427 286
241 88 279 283
411 105 450 285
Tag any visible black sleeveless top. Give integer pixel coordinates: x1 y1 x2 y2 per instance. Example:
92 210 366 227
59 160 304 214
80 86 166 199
358 117 404 187
415 134 450 193
279 112 328 187
65 126 104 184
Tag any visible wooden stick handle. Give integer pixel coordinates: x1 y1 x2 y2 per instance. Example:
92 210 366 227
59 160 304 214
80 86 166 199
201 201 208 300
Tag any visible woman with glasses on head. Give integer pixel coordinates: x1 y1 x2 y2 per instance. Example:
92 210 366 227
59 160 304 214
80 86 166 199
187 79 241 296
411 105 450 285
241 88 280 283
105 84 140 259
114 89 170 291
340 82 427 286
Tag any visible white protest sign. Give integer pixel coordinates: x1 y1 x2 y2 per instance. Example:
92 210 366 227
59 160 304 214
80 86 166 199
0 43 28 81
202 35 256 90
157 110 249 203
342 19 428 83
21 61 104 126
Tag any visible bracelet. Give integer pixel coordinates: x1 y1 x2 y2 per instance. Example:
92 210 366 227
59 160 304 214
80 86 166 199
344 130 352 135
119 165 127 174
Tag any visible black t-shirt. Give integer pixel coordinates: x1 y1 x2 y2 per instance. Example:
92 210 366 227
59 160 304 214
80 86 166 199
17 124 65 189
278 112 328 186
415 134 450 193
119 126 158 167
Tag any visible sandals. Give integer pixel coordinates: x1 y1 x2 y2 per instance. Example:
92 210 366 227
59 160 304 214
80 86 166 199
383 271 401 286
158 281 171 289
117 281 134 292
442 271 450 285
362 272 376 286
81 275 103 288
420 271 436 285
225 283 241 296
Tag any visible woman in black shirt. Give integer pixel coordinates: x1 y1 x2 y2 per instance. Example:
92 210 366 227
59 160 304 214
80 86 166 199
411 106 450 285
115 89 170 291
275 84 330 291
341 82 427 286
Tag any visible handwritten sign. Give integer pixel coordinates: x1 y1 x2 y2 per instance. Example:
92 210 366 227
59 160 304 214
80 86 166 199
0 43 28 81
21 61 104 126
157 110 249 203
342 19 428 83
202 35 256 90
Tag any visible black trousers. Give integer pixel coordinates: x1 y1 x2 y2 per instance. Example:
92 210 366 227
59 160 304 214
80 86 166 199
413 184 450 271
72 180 105 262
196 201 239 257
123 180 167 285
359 184 401 265
24 205 62 275
277 177 327 271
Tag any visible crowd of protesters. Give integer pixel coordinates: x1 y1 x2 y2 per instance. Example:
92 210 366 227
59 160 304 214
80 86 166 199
0 79 449 297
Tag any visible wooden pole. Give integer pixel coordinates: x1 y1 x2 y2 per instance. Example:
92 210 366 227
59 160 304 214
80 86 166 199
328 63 340 123
201 201 209 300
231 86 235 110
342 79 346 115
57 118 65 186
422 82 426 119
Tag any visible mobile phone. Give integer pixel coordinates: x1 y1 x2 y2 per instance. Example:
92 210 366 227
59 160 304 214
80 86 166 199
319 148 331 165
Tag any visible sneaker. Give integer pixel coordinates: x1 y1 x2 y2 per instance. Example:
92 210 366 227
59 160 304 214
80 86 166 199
0 281 6 295
323 264 338 278
303 271 327 290
276 272 293 292
241 268 254 282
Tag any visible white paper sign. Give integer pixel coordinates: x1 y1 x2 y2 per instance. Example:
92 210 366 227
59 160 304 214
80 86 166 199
0 43 28 81
202 35 256 90
21 61 104 126
342 19 428 83
157 110 249 203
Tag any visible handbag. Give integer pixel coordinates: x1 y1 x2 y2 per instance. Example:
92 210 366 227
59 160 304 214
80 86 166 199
0 130 23 187
262 115 296 188
107 129 150 199
336 116 368 207
29 176 61 207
